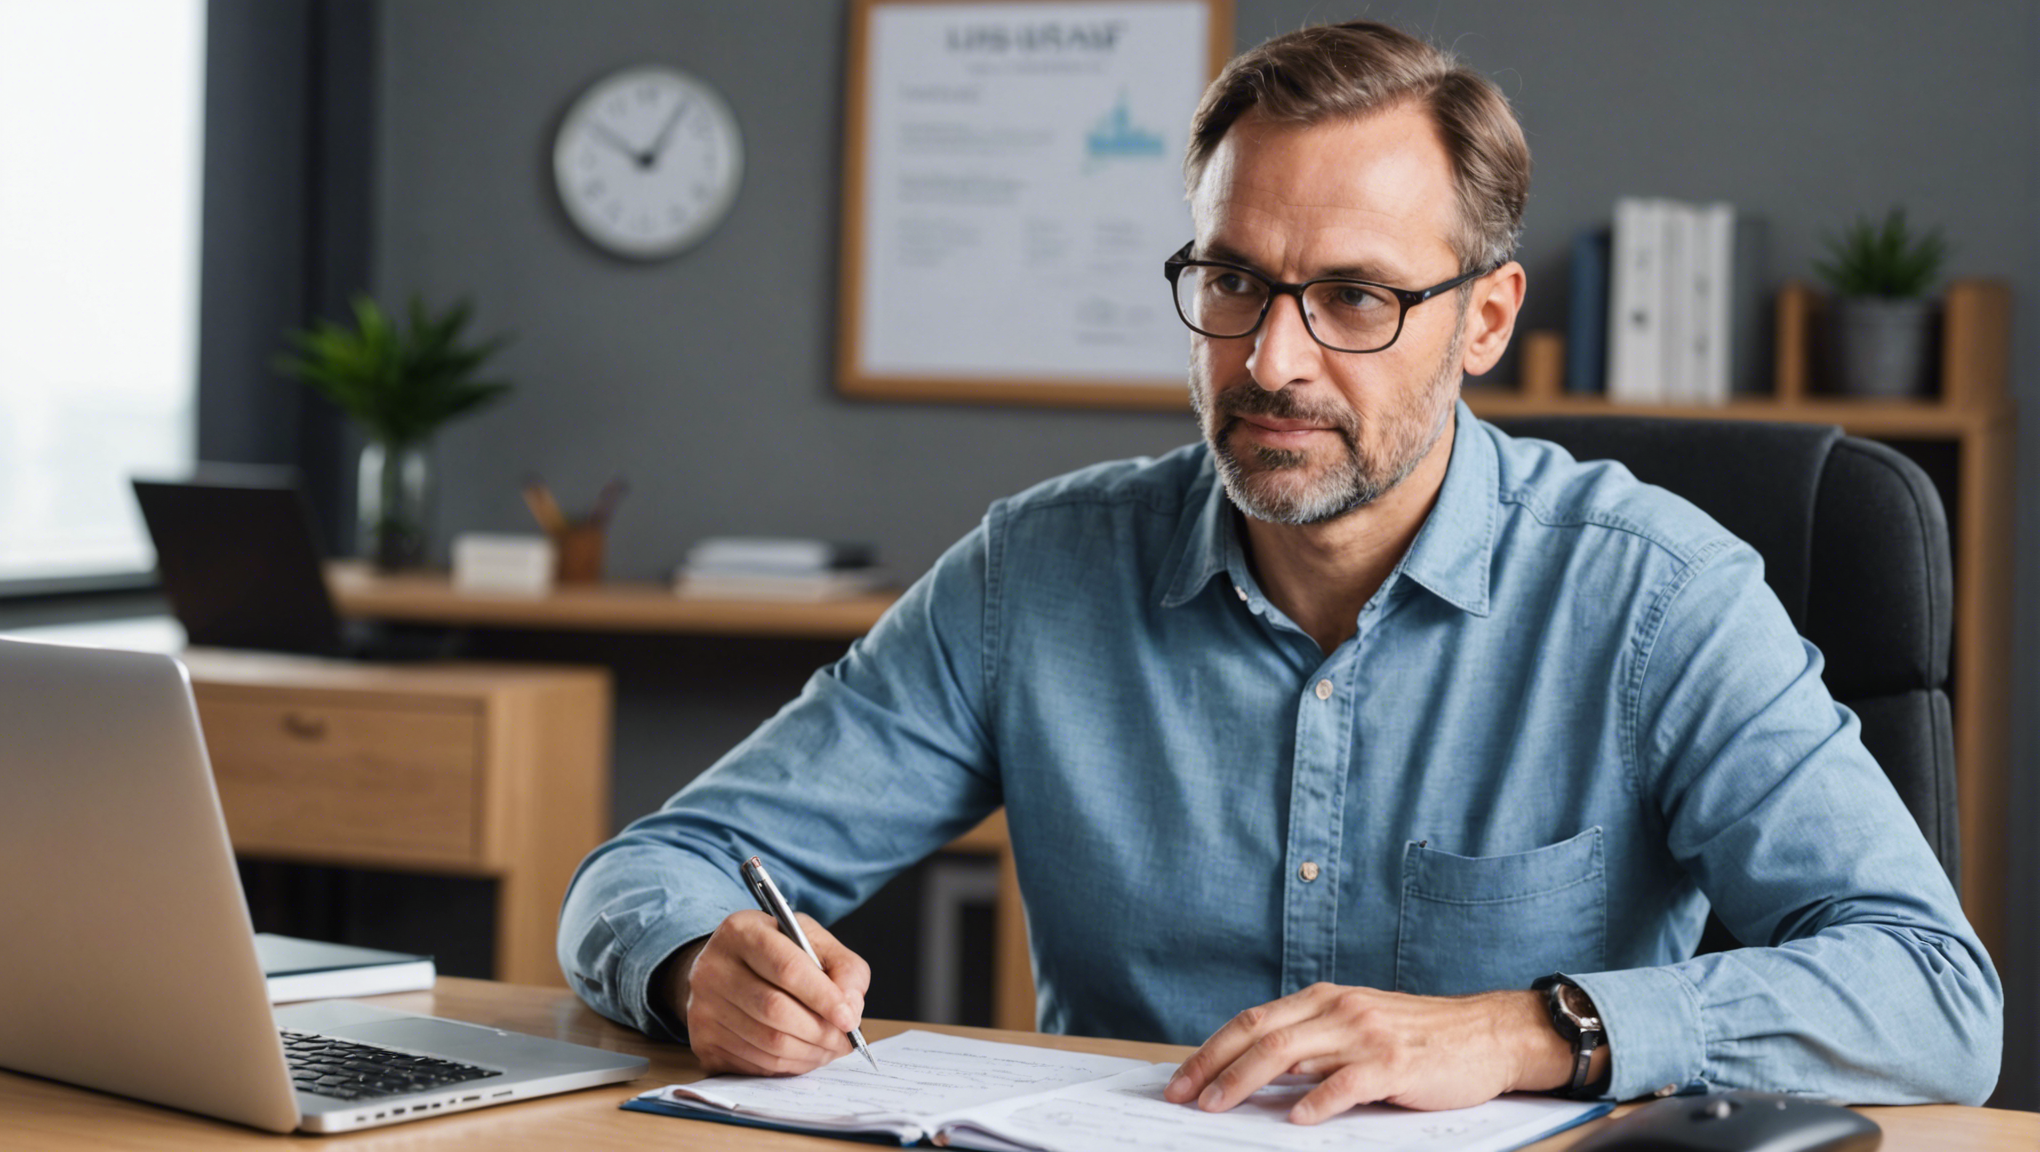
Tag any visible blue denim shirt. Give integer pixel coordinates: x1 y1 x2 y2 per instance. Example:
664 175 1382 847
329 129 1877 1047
560 402 2000 1103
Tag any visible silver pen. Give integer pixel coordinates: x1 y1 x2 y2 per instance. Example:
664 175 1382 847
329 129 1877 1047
740 855 880 1072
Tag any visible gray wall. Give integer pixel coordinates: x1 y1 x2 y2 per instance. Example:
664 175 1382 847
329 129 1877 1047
371 0 2040 1105
379 0 2039 578
377 0 1197 581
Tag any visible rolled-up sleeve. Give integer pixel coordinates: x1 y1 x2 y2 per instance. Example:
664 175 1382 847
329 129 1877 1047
1576 541 2001 1103
556 519 1004 1037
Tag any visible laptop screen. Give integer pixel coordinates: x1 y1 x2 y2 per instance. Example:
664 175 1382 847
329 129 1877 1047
132 472 347 656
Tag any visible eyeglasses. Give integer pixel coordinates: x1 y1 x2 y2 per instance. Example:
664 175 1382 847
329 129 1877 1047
1162 241 1492 353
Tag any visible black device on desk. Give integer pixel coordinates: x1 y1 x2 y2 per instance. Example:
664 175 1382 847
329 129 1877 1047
133 471 453 659
1568 1091 1880 1152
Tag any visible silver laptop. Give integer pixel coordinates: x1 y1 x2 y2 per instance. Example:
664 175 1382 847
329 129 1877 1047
0 637 646 1133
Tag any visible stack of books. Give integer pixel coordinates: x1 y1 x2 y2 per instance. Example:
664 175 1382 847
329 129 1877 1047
1570 198 1766 403
255 934 435 1003
674 537 888 601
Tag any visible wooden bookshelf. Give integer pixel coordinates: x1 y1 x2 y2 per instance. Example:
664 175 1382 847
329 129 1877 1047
1480 278 2016 957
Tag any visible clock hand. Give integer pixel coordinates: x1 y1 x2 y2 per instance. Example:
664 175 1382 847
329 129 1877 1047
644 96 693 164
587 121 652 166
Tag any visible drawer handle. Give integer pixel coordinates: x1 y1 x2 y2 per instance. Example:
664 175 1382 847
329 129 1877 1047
281 713 328 741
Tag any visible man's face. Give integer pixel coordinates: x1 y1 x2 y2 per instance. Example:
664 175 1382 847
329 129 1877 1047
1186 105 1471 526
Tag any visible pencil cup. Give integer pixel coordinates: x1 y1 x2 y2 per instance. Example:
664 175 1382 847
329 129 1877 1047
552 524 606 584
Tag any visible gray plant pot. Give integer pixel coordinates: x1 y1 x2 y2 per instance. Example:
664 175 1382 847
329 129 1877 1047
1822 296 1939 398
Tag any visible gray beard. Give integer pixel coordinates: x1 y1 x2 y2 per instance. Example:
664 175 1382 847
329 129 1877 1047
1192 320 1466 526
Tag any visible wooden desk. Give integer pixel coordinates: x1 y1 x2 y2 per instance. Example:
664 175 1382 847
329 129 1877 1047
2 978 2030 1149
180 650 611 987
328 561 896 639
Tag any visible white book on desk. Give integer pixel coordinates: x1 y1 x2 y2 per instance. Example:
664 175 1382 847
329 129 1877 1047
685 537 877 574
255 934 435 1003
674 569 890 601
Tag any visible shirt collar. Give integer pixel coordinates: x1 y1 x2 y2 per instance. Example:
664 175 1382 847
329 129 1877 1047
1395 399 1495 616
1156 453 1233 609
1156 399 1495 617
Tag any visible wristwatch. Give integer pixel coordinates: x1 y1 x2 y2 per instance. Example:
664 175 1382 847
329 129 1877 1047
1531 974 1605 1097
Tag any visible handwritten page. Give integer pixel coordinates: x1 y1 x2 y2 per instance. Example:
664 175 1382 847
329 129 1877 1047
937 1063 1608 1152
631 1030 1605 1151
639 1030 1150 1140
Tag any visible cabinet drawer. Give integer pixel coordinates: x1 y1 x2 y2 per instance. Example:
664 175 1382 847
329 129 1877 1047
194 691 483 866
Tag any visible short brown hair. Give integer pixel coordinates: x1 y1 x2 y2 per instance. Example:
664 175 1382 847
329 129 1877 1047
1184 20 1530 272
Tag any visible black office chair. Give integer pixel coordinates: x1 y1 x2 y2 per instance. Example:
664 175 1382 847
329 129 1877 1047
1491 417 1959 931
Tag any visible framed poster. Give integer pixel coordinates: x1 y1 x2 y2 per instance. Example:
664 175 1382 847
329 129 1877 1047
838 0 1232 408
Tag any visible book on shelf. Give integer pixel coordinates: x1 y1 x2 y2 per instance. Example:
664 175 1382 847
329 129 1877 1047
1661 202 1696 403
1607 197 1663 403
1727 214 1770 397
623 1029 1610 1151
1564 227 1611 394
1691 203 1731 403
1604 197 1765 405
255 933 435 1003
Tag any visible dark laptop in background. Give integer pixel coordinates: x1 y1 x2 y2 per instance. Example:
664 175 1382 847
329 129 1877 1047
132 469 454 659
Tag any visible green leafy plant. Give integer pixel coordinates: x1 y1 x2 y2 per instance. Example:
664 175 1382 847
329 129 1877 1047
274 294 513 446
1813 207 1949 299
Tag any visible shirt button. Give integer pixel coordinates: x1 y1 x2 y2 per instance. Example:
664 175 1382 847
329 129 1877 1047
1234 585 1247 600
1298 861 1320 882
1314 679 1333 700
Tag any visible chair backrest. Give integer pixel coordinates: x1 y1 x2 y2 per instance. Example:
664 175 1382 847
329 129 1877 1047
1491 416 1958 892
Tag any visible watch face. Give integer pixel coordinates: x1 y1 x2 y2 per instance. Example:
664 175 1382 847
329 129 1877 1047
1558 983 1602 1030
553 65 744 259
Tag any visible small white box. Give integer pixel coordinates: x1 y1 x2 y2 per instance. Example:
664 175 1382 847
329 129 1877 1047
452 533 555 595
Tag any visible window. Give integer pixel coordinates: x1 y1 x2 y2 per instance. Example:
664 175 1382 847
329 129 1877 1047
0 0 206 587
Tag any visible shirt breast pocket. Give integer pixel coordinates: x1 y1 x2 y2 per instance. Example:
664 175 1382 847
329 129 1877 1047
1394 826 1606 996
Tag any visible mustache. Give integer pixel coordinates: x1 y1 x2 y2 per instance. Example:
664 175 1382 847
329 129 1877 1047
1211 386 1358 446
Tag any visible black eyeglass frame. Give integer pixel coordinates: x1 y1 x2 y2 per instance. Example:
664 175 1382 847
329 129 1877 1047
1162 240 1496 353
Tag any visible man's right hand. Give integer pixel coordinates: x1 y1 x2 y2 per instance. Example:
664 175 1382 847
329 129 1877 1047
659 909 871 1076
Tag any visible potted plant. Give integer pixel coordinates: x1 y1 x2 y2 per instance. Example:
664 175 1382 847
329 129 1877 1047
276 295 512 570
1813 207 1948 397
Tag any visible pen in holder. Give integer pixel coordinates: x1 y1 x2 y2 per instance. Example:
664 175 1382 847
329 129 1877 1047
523 473 626 586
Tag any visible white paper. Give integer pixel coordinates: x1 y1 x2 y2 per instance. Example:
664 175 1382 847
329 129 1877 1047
644 1029 1149 1137
939 1062 1606 1152
855 2 1208 385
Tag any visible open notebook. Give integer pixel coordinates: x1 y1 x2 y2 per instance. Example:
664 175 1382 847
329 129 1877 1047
624 1030 1609 1152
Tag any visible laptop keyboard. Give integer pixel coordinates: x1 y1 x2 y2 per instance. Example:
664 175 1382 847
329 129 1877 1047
281 1029 502 1101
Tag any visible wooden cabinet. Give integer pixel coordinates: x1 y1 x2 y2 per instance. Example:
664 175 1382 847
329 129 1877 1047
180 650 611 987
201 694 484 864
1489 279 2016 955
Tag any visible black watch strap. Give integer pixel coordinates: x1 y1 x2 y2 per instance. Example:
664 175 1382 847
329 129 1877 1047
1531 974 1605 1098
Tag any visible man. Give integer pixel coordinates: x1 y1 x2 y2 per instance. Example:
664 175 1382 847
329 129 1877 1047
560 21 2000 1118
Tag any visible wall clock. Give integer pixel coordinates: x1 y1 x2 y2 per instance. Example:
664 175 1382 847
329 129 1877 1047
552 65 744 260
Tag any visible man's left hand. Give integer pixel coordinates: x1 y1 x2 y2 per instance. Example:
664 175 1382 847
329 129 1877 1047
1162 983 1592 1123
